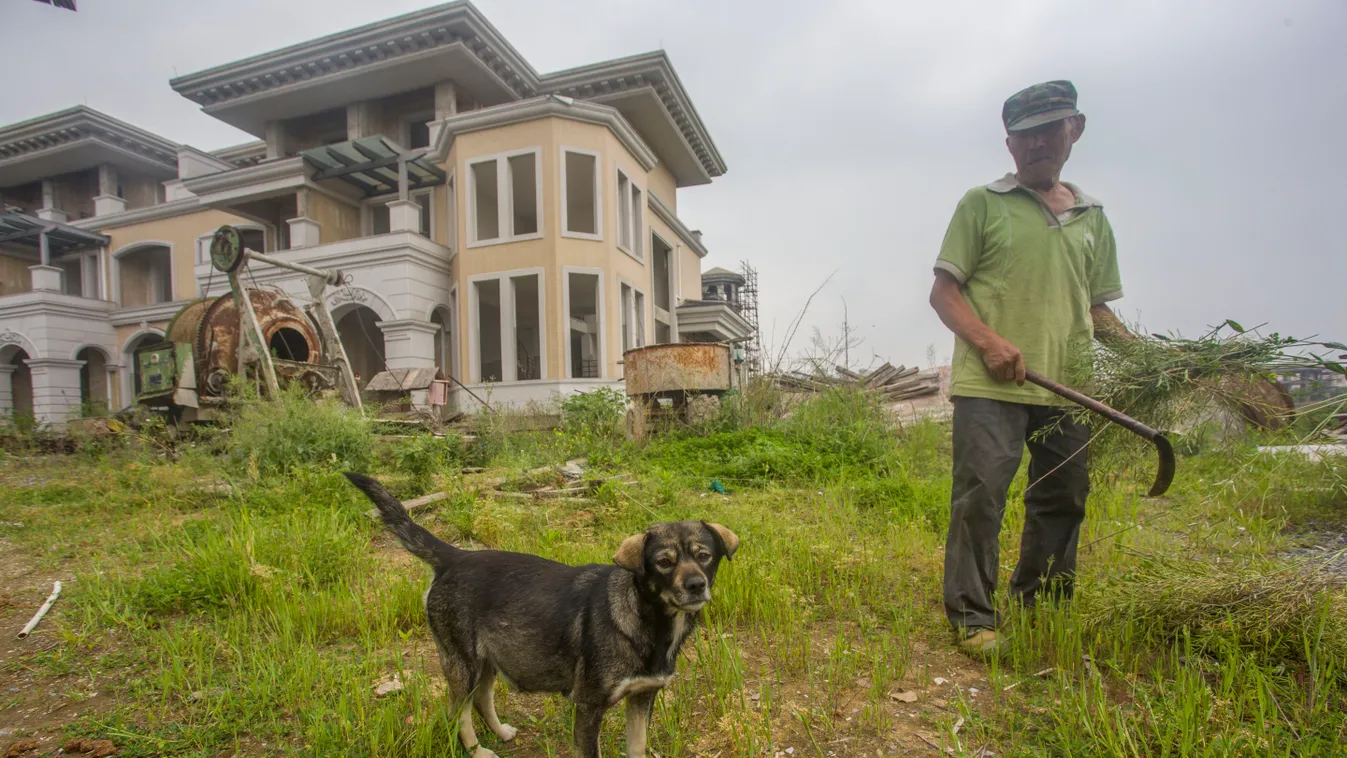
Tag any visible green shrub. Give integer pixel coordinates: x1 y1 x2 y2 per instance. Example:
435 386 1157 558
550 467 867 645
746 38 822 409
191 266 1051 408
388 433 463 496
228 384 374 479
560 386 628 464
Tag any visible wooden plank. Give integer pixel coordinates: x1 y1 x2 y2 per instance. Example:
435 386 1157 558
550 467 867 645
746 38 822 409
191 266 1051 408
366 490 450 519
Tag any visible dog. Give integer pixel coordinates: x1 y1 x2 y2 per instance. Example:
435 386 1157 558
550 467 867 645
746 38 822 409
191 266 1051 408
344 473 738 758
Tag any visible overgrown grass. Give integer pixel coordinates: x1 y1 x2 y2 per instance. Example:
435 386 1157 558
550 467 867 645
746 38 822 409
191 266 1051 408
1 386 1345 756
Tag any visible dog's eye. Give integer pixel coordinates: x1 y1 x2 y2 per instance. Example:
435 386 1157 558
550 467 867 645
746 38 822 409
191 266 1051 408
695 551 712 563
656 557 676 570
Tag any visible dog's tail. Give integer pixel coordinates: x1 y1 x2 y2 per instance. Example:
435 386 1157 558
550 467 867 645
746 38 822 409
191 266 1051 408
344 472 456 568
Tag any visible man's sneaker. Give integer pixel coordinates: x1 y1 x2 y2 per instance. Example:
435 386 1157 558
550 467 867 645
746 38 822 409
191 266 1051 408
957 627 1002 656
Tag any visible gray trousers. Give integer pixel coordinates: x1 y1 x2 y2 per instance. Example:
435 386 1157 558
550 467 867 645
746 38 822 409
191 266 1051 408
944 396 1091 631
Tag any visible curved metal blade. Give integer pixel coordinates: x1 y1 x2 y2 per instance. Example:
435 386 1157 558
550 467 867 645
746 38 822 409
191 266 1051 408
1146 433 1177 497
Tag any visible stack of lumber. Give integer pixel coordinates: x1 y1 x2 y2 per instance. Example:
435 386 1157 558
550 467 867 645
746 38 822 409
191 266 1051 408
770 362 943 402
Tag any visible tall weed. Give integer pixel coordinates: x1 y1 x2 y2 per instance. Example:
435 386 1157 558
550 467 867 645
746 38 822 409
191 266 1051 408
227 385 374 478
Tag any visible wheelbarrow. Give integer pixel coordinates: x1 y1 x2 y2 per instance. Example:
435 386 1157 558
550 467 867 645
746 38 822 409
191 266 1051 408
1025 370 1176 497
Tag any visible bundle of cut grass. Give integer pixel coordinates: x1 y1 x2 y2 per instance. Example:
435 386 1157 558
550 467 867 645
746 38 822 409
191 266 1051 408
1076 322 1346 437
1079 552 1347 668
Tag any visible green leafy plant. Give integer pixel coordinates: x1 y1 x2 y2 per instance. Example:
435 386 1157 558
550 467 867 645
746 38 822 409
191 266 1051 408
388 433 462 496
227 384 374 479
559 386 628 463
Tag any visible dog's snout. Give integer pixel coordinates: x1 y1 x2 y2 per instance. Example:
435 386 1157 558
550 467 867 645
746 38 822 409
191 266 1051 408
683 574 707 594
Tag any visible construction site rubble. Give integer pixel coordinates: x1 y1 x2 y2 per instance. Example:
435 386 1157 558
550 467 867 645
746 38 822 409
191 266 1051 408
769 362 944 402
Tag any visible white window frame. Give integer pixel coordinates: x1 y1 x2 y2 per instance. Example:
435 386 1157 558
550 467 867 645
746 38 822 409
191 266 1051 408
448 285 460 381
615 165 645 263
445 169 458 254
562 266 607 379
649 228 677 339
560 147 603 241
466 147 544 249
617 275 648 352
466 267 547 383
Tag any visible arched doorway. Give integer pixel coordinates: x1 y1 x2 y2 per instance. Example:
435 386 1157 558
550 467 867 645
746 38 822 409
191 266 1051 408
121 332 165 407
77 347 111 416
2 347 34 427
430 306 452 378
335 305 384 389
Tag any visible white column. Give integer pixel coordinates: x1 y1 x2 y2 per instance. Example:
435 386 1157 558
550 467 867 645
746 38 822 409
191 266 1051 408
386 198 420 233
287 188 321 248
93 164 126 216
287 217 322 248
378 320 440 371
25 358 84 429
37 180 67 223
30 264 62 292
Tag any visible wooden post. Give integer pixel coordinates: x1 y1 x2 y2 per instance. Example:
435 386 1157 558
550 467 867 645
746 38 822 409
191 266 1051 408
228 268 280 397
307 273 363 410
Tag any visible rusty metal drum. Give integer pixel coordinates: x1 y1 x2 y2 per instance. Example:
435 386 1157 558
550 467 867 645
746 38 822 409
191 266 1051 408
164 290 323 398
623 343 731 396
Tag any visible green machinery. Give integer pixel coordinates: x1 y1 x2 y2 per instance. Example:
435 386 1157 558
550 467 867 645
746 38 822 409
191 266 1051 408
133 225 362 419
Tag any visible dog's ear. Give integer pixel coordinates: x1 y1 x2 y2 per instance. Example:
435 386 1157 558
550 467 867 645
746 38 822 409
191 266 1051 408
613 532 647 573
703 522 739 560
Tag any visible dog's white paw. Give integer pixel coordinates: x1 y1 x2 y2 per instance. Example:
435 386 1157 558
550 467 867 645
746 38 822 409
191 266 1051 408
472 747 500 758
494 723 518 742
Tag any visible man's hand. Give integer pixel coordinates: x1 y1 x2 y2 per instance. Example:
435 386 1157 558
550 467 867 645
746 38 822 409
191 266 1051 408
978 335 1026 385
930 271 1026 385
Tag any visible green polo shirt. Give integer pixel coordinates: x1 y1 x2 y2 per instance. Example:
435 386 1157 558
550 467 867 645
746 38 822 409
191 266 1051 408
935 174 1123 406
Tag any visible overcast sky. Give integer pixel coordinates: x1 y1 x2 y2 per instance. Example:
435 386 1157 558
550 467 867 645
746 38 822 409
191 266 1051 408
5 0 1344 368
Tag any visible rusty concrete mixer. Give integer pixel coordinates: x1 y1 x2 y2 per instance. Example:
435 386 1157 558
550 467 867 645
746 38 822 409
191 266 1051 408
133 225 362 421
622 342 744 439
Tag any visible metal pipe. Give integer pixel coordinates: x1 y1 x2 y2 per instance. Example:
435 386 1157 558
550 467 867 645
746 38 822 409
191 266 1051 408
18 581 61 639
243 249 342 285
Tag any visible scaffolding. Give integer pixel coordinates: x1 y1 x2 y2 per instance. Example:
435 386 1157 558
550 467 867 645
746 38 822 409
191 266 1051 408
737 261 762 374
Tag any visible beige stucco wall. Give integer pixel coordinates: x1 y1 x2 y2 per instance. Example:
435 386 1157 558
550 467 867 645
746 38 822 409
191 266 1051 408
308 191 361 243
681 247 702 303
647 164 677 212
103 208 255 303
434 113 709 388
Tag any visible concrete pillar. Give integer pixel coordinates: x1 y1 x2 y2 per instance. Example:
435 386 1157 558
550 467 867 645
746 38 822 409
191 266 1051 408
346 102 374 141
0 365 13 416
93 164 126 216
286 188 321 248
29 265 62 292
25 357 84 429
428 80 458 145
265 121 287 160
287 217 321 248
386 199 421 233
378 320 439 371
37 180 67 222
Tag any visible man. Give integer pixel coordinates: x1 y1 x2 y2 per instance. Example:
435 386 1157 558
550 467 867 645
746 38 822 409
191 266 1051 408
930 80 1130 655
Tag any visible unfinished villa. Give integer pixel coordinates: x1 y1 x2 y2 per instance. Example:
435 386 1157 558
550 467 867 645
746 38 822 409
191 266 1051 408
0 0 750 426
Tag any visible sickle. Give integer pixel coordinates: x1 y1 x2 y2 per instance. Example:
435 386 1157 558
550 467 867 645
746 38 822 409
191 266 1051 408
1024 370 1176 497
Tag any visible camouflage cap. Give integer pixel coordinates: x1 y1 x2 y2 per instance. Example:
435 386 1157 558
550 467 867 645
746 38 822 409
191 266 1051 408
1002 80 1079 133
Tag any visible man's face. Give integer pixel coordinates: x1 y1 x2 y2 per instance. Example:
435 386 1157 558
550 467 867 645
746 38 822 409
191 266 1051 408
1006 115 1084 188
